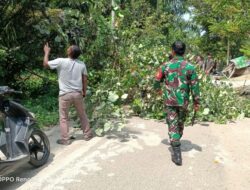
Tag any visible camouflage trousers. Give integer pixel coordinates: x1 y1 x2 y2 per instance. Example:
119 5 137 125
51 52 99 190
166 106 187 147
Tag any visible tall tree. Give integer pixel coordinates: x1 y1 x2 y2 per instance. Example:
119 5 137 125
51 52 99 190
189 0 250 63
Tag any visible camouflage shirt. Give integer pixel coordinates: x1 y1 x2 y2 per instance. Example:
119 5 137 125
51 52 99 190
154 56 200 108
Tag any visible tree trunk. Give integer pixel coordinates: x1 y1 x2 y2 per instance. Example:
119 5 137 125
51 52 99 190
131 0 134 7
111 0 115 30
157 0 162 13
227 38 230 65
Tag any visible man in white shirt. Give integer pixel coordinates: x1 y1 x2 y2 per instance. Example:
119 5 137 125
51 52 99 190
43 43 93 145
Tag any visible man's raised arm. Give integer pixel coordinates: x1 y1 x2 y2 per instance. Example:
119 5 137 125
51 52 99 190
43 43 51 68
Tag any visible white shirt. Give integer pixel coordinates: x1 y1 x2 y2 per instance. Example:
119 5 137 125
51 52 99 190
48 58 87 96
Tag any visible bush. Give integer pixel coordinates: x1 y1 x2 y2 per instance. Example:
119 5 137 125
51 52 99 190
23 94 59 128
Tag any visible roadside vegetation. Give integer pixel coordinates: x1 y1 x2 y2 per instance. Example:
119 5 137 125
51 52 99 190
0 1 249 134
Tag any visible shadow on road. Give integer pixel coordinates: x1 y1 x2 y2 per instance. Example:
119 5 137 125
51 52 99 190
105 128 141 143
0 153 55 190
161 139 202 152
199 123 210 127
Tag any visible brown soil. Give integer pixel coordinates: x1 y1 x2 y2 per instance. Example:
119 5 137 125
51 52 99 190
230 73 250 81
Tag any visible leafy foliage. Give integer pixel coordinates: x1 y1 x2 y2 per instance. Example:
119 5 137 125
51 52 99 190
194 71 250 123
188 0 250 62
24 95 59 127
0 0 249 135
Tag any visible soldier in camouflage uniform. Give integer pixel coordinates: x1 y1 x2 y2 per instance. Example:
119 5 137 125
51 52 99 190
154 41 200 166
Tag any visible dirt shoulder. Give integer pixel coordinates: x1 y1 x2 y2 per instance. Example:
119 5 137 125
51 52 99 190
229 73 250 81
210 119 250 190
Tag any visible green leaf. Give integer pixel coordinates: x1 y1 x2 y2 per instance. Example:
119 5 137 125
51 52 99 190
112 109 121 117
55 36 61 43
108 91 119 103
117 123 124 132
203 108 210 115
114 6 119 11
96 102 105 110
118 13 124 18
104 122 112 132
95 128 104 136
237 112 245 120
121 94 128 100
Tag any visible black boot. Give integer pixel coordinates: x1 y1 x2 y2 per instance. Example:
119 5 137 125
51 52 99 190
171 145 182 166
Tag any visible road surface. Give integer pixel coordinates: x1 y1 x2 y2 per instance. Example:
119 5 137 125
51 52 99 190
1 117 250 190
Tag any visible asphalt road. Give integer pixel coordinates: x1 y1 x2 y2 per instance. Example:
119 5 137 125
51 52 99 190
1 117 250 190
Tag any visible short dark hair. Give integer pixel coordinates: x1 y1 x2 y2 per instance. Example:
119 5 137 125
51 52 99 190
172 41 186 56
69 45 81 59
168 53 173 60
